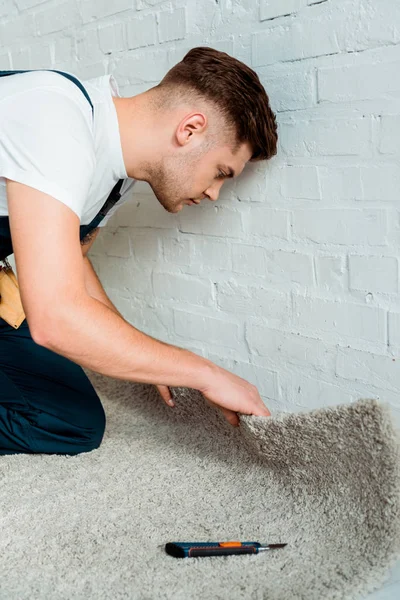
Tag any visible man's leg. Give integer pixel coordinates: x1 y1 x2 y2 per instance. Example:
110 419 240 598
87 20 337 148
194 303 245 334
0 317 106 456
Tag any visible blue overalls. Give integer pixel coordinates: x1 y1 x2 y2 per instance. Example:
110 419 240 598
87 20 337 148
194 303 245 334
0 70 124 455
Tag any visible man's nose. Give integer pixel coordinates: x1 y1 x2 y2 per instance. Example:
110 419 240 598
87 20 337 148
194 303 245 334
204 181 224 202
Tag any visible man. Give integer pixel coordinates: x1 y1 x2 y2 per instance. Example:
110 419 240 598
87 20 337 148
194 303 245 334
0 47 278 456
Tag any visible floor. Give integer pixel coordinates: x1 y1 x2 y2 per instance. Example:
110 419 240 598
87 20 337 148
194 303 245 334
364 560 400 599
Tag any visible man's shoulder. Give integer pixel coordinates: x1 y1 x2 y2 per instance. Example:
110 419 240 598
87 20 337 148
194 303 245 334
1 69 79 92
1 70 94 113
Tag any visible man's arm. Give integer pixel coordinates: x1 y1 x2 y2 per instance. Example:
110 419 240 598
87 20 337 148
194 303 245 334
6 176 216 392
80 226 123 318
83 256 123 319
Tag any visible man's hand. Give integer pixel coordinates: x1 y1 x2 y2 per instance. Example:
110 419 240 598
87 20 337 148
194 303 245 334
199 368 271 427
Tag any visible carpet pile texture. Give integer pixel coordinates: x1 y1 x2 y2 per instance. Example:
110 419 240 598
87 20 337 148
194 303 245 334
1 369 399 600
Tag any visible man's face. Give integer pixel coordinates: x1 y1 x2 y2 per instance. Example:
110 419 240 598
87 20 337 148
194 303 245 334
147 141 253 213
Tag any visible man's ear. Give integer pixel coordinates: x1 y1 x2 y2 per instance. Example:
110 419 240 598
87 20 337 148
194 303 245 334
176 112 207 146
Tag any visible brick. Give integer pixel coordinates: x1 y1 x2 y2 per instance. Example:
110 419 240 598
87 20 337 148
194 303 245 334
153 272 214 307
15 0 48 8
75 62 106 80
260 0 304 21
279 117 370 156
76 29 103 62
53 36 74 64
280 165 321 199
137 0 169 9
379 115 400 154
360 166 400 202
126 14 157 50
315 256 347 293
103 230 132 258
246 319 336 371
179 205 243 239
36 1 81 35
0 52 11 69
388 311 400 348
324 1 400 53
190 239 232 271
287 371 353 410
80 0 133 24
185 0 223 36
0 0 17 17
258 68 315 111
319 167 363 201
252 17 340 67
93 254 153 297
245 208 289 240
30 42 52 67
11 43 51 69
10 48 30 69
173 309 241 350
232 163 268 203
130 231 161 262
216 280 289 322
98 23 125 54
113 49 169 84
336 347 400 392
163 237 193 267
264 249 314 285
349 255 398 294
293 208 388 246
231 244 266 277
318 61 400 103
157 7 186 43
114 197 178 230
353 0 400 49
0 14 35 46
293 294 386 345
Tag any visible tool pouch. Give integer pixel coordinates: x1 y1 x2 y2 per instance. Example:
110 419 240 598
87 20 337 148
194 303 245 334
0 258 26 329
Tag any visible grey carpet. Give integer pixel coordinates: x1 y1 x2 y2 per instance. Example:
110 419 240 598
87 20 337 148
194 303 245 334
1 369 399 600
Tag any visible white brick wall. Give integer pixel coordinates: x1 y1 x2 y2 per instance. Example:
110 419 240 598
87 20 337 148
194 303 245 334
2 0 399 424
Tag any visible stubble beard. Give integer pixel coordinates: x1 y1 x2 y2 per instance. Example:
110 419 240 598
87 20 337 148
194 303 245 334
145 154 191 213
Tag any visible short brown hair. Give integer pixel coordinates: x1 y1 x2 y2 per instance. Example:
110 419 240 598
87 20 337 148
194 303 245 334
156 46 278 162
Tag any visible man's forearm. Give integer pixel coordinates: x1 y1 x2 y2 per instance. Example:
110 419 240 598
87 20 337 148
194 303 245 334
83 257 123 319
40 273 216 391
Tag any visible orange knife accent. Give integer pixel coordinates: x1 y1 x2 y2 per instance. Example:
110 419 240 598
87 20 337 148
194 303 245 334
218 541 242 547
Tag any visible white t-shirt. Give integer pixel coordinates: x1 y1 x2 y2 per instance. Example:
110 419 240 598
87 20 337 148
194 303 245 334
0 69 136 227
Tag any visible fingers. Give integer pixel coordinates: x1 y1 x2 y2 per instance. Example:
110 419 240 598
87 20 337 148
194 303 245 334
224 409 240 427
259 404 272 417
157 385 269 426
156 384 175 407
205 399 239 428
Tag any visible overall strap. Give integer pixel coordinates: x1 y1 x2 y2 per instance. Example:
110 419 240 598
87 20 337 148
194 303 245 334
99 178 124 216
79 178 125 242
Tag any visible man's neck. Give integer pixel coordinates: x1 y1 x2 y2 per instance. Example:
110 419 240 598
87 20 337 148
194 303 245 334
112 94 156 181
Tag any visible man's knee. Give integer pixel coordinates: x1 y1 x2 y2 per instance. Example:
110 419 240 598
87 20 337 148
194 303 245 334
1 394 106 456
70 397 106 454
87 401 106 450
